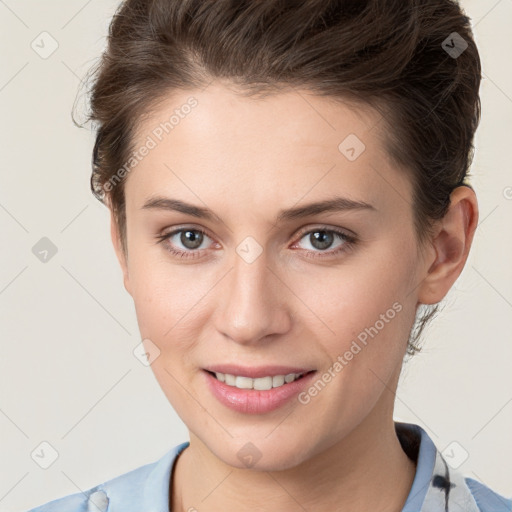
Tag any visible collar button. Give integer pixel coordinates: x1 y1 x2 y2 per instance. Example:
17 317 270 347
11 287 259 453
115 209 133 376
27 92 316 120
87 490 109 512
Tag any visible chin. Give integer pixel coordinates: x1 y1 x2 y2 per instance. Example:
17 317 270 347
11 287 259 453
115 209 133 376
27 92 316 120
205 436 310 472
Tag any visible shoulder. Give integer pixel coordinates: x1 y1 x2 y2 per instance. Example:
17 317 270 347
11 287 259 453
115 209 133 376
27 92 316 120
24 460 157 512
465 476 512 512
24 441 189 512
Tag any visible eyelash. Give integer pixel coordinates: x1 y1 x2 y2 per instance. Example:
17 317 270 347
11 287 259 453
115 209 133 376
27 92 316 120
155 225 357 261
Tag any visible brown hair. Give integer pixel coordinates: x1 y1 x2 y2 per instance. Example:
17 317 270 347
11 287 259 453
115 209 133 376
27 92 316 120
78 0 482 357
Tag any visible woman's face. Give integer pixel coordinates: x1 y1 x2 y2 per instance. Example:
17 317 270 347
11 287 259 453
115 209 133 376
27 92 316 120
114 82 433 470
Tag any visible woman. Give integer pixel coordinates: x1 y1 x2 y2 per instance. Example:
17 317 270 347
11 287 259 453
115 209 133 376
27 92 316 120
26 0 511 511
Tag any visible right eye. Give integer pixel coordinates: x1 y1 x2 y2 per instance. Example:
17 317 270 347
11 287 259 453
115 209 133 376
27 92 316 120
156 227 217 259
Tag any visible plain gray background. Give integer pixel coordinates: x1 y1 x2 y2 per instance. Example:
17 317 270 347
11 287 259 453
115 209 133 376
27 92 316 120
1 1 511 511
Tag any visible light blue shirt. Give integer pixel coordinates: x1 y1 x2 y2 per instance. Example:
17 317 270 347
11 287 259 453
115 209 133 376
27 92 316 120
25 422 511 511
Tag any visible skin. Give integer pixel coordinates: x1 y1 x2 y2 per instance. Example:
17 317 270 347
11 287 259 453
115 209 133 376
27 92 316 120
109 81 478 512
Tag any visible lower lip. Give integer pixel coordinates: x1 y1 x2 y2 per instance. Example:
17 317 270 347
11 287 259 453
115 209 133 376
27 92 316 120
203 370 317 414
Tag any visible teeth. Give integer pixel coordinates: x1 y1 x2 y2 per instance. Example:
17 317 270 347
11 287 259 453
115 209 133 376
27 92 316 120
272 375 285 387
213 372 305 390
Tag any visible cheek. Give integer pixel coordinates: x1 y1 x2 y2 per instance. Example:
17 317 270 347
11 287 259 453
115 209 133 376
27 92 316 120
127 245 215 367
131 270 206 343
297 242 418 367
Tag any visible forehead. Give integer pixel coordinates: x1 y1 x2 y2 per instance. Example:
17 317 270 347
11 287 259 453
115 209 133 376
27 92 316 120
134 82 382 154
125 82 411 217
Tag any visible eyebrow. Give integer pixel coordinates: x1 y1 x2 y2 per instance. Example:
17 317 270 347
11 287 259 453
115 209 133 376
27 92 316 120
141 195 376 222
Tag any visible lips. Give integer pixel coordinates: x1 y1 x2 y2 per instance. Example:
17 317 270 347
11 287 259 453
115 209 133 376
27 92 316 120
203 367 318 414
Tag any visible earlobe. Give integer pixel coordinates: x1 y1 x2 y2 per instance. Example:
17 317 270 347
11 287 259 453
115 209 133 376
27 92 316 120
417 185 479 305
109 208 132 296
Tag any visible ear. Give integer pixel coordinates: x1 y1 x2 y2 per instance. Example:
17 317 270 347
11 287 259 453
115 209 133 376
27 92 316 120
109 207 132 296
417 185 479 305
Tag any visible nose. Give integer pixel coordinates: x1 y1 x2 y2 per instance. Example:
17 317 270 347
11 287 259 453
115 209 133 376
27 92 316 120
214 245 293 346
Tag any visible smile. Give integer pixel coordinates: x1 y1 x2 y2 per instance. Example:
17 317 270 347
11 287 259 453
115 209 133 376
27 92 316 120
207 371 308 390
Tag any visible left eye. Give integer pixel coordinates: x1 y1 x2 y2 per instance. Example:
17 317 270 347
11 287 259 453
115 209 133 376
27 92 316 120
295 228 352 253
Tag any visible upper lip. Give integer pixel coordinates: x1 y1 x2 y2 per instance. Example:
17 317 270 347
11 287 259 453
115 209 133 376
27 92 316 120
203 364 316 379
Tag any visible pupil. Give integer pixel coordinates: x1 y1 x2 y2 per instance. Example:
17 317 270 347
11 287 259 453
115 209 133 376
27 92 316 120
311 231 333 250
181 230 203 249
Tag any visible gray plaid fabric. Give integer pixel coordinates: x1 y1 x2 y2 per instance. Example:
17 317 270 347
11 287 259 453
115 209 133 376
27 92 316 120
421 449 480 512
397 421 511 512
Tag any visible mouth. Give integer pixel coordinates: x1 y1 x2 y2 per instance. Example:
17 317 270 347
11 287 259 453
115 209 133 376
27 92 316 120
202 366 318 414
203 369 316 391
